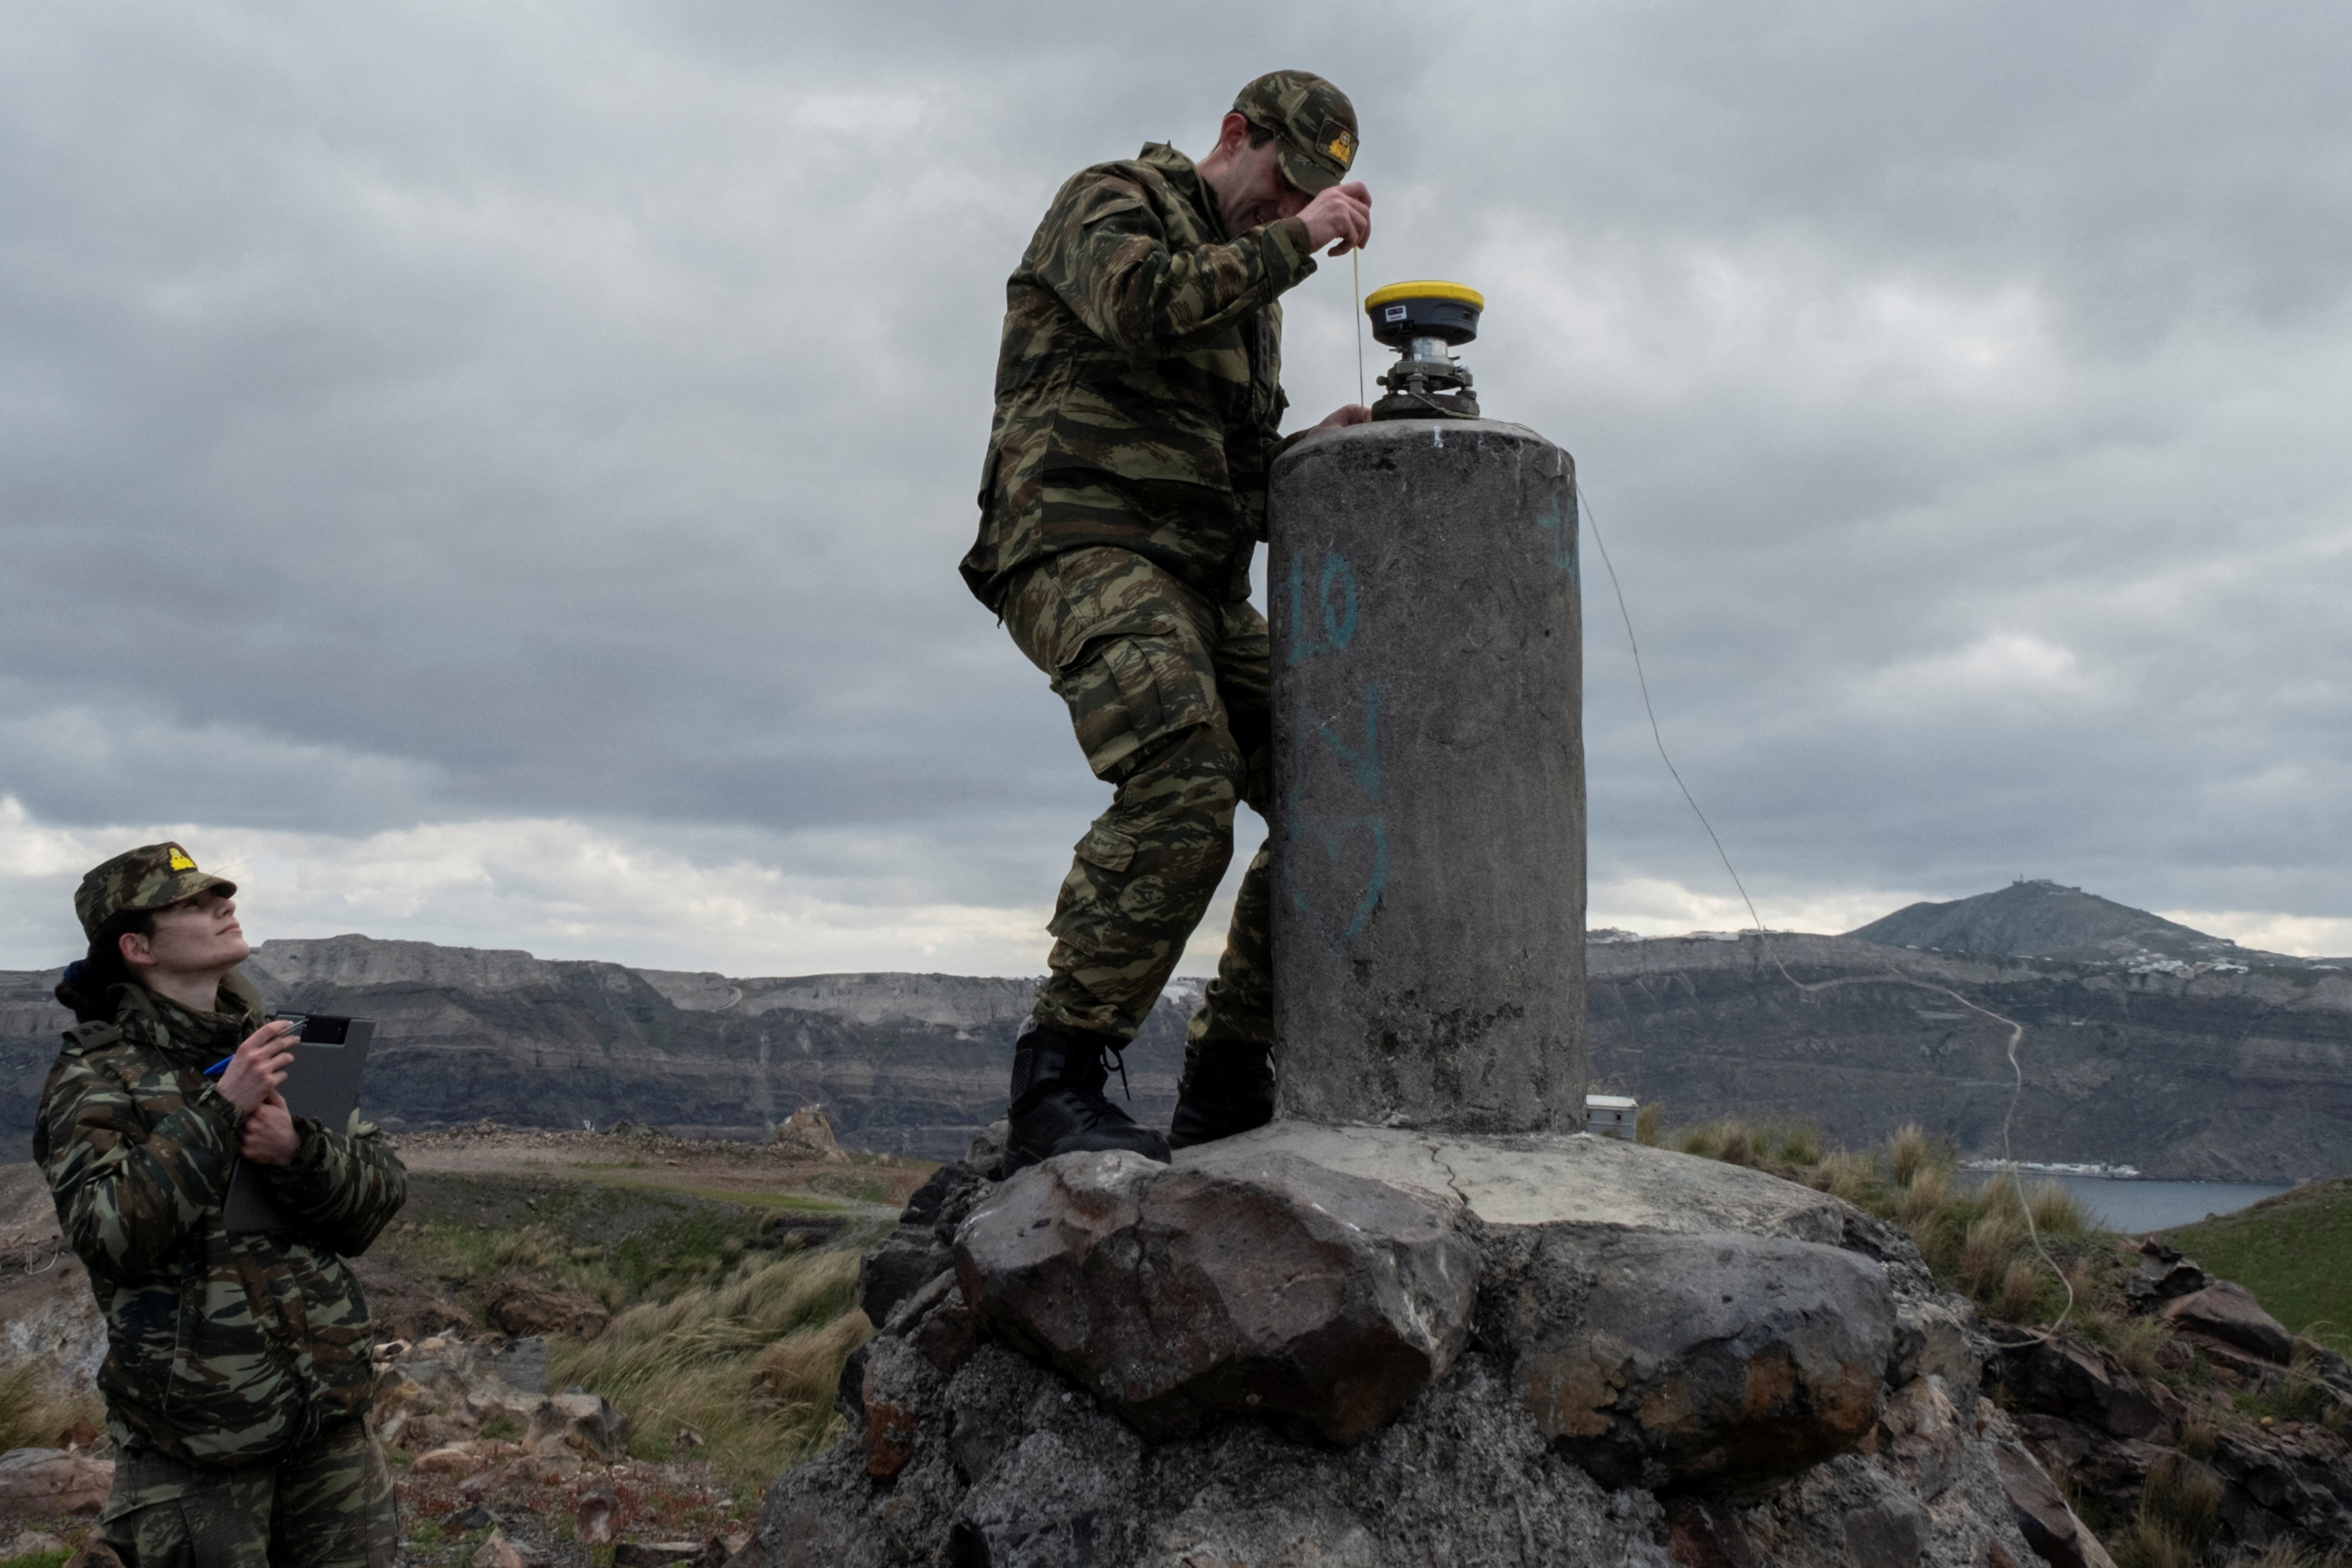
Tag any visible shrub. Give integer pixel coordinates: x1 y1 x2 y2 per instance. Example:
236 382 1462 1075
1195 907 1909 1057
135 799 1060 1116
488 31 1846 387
1633 1103 1662 1147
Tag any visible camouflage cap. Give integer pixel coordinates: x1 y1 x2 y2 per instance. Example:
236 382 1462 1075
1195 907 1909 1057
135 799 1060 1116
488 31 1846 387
74 843 236 942
1233 70 1357 195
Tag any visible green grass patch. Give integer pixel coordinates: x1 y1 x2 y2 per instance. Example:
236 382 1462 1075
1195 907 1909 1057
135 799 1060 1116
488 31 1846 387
0 1550 74 1568
2163 1179 2352 1354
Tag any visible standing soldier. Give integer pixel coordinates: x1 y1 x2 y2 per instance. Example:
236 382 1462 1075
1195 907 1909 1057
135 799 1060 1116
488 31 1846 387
38 844 408 1566
960 72 1373 1172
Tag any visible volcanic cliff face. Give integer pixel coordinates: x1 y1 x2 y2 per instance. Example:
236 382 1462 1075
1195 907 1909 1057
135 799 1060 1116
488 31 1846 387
1585 931 2352 1182
0 936 1192 1165
4 883 2347 1178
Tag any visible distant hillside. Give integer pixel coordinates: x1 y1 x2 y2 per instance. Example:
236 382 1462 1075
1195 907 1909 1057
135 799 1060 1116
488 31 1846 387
1 935 1194 1165
1584 931 2352 1183
1846 877 2339 968
8 904 2350 1180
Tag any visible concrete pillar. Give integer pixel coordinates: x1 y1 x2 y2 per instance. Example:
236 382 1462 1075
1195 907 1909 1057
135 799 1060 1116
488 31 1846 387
1268 419 1585 1134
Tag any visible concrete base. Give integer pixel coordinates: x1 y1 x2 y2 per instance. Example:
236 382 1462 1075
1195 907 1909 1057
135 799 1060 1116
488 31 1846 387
1173 1118 1855 1240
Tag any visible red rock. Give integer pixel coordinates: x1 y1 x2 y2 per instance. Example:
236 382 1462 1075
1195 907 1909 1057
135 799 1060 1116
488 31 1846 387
862 1397 919 1479
412 1445 485 1477
0 1448 113 1514
487 1278 612 1340
471 1527 526 1568
910 1303 980 1374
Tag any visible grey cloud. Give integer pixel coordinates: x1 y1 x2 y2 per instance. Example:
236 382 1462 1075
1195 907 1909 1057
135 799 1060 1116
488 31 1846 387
4 0 2350 949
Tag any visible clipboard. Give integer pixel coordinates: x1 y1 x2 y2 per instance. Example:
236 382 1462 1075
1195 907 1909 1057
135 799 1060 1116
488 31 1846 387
221 1013 375 1234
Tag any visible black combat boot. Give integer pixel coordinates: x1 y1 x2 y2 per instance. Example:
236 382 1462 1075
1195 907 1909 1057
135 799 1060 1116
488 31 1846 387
1003 1024 1172 1176
1167 1036 1276 1151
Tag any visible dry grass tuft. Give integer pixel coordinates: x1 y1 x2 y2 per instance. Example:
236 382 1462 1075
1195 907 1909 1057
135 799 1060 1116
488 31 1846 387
1898 1164 1953 1229
1808 1150 1877 1205
2029 1181 2093 1238
0 1362 103 1454
1633 1102 1662 1147
2222 1542 2352 1568
549 1246 871 1479
1889 1123 1935 1188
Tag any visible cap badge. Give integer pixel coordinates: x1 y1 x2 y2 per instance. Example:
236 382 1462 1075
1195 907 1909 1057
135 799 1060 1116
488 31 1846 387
1326 129 1356 169
166 846 196 871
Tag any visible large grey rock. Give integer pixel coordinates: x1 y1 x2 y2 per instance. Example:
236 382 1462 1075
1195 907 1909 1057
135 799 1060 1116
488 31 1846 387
1508 1229 1896 1488
1182 1120 1880 1243
1268 419 1585 1134
952 1147 1479 1444
2158 1281 2295 1364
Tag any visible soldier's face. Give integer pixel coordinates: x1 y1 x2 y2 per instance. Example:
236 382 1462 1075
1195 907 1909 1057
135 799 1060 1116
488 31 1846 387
1216 138 1310 234
123 890 251 980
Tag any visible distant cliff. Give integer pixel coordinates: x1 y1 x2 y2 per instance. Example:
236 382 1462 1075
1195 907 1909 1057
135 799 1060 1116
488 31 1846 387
0 935 1192 1165
1586 931 2352 1182
5 885 2347 1178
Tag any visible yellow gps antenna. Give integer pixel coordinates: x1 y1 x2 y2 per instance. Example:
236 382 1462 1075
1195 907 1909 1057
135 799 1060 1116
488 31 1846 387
1363 280 1483 419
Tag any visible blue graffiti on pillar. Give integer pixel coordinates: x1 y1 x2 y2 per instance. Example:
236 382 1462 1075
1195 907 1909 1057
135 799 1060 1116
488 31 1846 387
1534 490 1579 580
1286 680 1387 950
1286 548 1361 666
1284 813 1389 952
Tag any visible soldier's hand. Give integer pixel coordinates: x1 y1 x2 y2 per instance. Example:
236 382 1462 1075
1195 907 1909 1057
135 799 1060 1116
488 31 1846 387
1314 404 1374 430
1299 181 1370 256
217 1019 299 1116
240 1090 301 1166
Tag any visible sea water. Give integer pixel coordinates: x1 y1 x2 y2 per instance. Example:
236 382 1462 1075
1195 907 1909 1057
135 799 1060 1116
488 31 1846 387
1960 1172 2293 1234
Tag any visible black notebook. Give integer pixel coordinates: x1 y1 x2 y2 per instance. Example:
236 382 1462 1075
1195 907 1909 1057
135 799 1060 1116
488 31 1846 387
221 1013 375 1234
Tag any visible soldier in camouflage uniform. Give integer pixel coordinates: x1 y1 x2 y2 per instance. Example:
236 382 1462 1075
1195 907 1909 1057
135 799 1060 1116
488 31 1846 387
38 843 408 1566
961 72 1372 1172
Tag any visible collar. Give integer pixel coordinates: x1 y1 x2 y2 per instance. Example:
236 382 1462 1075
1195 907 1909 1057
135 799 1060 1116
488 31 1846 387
112 971 263 1065
1136 142 1226 240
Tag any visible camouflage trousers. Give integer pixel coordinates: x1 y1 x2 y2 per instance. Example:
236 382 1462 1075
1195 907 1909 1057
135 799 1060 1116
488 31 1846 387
90 1419 396 1568
1005 545 1273 1048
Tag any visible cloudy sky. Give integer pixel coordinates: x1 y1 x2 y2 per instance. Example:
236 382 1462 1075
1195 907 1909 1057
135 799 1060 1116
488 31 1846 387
5 1 2350 976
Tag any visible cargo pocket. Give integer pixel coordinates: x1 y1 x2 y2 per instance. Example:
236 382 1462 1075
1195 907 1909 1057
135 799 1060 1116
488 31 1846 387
1073 822 1138 873
1049 630 1217 783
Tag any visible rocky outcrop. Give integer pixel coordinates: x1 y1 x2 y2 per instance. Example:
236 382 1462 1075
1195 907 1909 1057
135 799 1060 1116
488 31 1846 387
372 1334 632 1463
750 1127 2063 1567
1992 1239 2352 1558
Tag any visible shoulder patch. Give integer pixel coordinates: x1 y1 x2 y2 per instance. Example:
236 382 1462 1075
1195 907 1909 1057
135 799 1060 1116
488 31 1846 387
62 1020 123 1056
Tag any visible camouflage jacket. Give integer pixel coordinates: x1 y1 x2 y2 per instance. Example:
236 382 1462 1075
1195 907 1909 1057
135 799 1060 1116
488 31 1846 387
960 142 1319 610
34 973 408 1468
